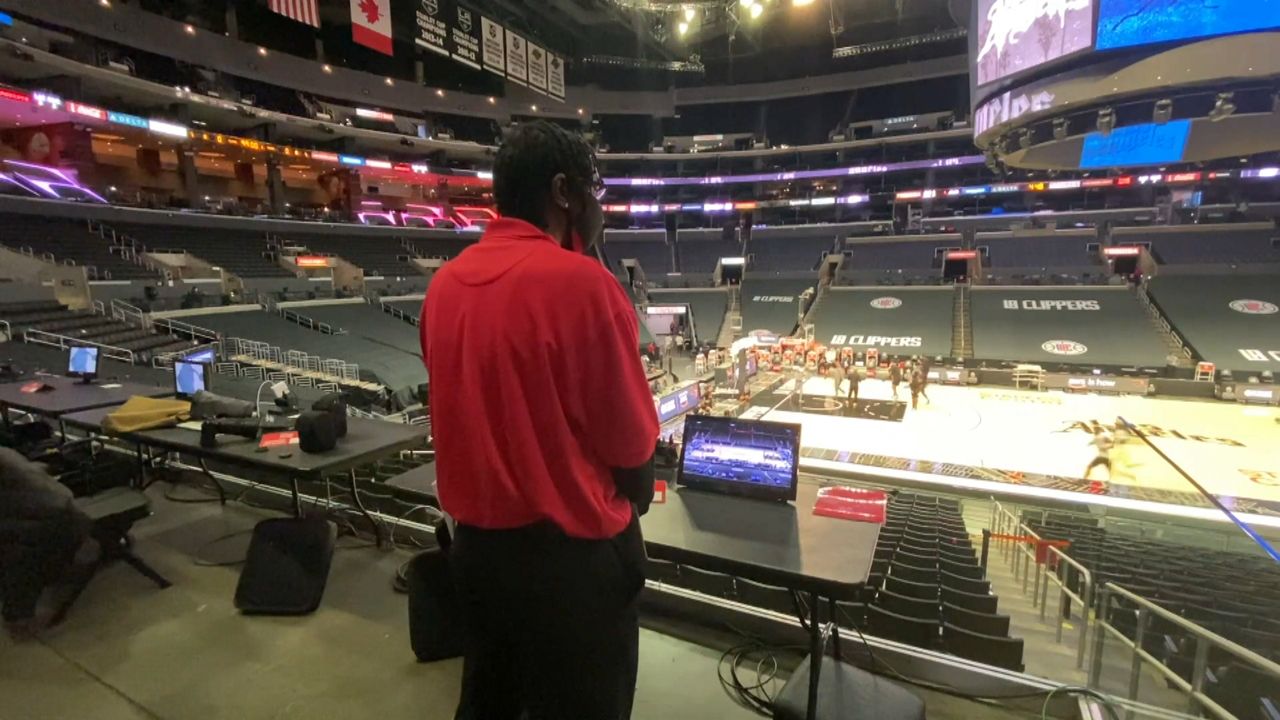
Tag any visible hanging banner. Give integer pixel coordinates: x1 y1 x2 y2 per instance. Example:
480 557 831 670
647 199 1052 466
506 31 528 86
351 0 394 56
527 41 549 94
413 0 450 57
450 3 481 70
547 52 565 101
481 15 505 75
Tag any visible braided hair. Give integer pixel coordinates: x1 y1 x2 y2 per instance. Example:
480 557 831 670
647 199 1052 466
493 120 595 230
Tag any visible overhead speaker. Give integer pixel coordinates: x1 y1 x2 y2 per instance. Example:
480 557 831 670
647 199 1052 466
297 410 337 453
234 516 337 615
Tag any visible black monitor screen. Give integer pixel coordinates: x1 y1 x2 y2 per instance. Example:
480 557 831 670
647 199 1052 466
173 361 210 398
68 346 99 377
677 415 801 502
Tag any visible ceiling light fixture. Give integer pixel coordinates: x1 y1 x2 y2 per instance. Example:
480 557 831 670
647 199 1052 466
793 0 815 5
530 104 538 112
677 21 689 36
683 5 697 21
185 24 195 35
749 3 764 19
322 64 332 74
487 96 496 104
436 88 445 97
257 47 267 57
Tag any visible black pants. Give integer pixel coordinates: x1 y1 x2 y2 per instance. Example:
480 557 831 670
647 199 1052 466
451 514 645 720
0 513 85 622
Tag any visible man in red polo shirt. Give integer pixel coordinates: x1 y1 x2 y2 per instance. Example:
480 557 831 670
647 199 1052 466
422 121 659 720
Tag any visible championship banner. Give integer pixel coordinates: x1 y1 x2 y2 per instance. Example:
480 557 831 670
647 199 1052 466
527 42 549 94
506 31 528 86
449 3 481 69
413 0 450 57
547 52 565 100
481 15 505 76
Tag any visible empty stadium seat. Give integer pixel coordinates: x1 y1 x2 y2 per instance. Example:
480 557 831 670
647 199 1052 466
868 604 938 649
0 214 160 280
942 623 1025 672
942 603 1011 637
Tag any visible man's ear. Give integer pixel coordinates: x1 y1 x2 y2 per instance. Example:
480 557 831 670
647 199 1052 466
550 172 571 210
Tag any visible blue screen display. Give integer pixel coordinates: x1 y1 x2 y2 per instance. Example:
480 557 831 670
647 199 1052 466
68 347 99 376
1079 120 1191 169
1097 0 1280 49
184 348 215 364
173 361 208 396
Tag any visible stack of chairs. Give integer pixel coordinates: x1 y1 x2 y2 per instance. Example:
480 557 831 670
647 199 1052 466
859 492 1024 671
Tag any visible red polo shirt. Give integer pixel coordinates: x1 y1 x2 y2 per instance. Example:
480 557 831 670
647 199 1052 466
421 217 659 539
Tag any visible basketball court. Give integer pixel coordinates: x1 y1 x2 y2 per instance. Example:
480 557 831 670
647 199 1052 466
740 373 1280 527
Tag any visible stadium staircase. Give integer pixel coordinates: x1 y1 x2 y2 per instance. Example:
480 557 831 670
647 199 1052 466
0 299 197 364
951 284 973 360
717 285 742 346
1134 283 1196 368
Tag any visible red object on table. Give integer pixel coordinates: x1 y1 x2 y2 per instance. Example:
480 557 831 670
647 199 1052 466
812 486 887 524
259 431 300 448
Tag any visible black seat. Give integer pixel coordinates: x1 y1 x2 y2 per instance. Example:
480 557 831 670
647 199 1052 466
733 577 796 616
896 548 938 565
940 558 984 580
941 569 991 595
889 562 938 585
942 586 998 614
884 575 939 601
673 566 735 598
877 588 940 620
943 622 1025 672
834 601 868 629
942 602 1011 636
868 604 939 650
53 486 170 623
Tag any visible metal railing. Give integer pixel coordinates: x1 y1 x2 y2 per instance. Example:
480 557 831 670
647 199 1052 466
153 316 219 345
110 298 148 329
24 329 135 364
1041 544 1093 669
990 499 1093 667
1089 583 1280 720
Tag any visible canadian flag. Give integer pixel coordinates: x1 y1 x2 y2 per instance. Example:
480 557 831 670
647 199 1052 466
351 0 393 56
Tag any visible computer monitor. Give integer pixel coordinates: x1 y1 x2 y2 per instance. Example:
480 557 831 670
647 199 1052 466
184 347 216 364
677 414 801 502
68 346 99 383
173 360 211 399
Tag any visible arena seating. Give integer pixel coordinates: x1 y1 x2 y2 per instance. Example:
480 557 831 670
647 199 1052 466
739 278 815 336
1026 514 1280 711
809 288 954 359
382 298 424 323
605 229 672 277
975 229 1102 280
0 301 193 357
1112 223 1280 268
109 223 295 278
402 230 477 260
840 235 959 285
279 233 423 278
748 225 843 273
646 289 728 347
1147 275 1280 375
675 227 742 274
285 302 420 356
649 490 1023 671
0 214 160 280
173 308 425 401
970 287 1170 368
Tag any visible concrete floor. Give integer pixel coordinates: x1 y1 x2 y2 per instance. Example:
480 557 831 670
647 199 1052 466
0 493 768 720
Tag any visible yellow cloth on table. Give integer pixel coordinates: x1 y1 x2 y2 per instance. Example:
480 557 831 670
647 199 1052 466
102 396 192 434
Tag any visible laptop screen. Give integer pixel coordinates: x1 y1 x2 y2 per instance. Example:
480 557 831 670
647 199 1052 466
677 414 801 502
173 360 209 398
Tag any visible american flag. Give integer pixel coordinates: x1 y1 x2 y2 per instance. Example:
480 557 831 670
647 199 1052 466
268 0 320 28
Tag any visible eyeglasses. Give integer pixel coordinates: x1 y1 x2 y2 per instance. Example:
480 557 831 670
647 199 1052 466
589 168 606 200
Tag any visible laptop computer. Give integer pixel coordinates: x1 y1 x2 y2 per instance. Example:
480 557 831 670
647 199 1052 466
676 414 802 503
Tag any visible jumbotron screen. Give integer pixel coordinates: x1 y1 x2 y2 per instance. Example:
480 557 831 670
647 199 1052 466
678 415 800 501
1096 0 1280 50
974 0 1095 88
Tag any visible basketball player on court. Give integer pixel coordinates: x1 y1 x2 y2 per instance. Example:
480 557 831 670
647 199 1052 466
890 360 903 401
1083 426 1114 480
847 362 862 404
908 370 924 410
830 358 845 400
918 357 932 405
